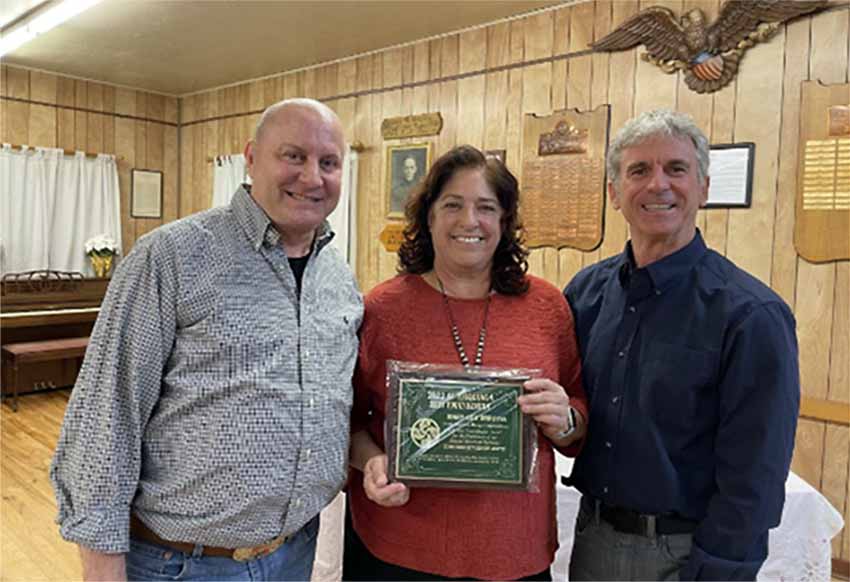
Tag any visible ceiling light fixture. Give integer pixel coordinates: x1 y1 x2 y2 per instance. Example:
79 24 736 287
0 0 102 58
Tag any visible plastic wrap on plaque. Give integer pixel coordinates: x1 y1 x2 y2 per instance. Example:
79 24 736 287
385 360 540 491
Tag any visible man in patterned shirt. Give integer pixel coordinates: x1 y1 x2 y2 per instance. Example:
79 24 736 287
50 98 364 581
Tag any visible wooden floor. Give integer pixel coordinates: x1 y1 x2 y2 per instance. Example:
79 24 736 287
1 390 82 581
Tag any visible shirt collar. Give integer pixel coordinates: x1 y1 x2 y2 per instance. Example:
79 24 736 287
618 230 707 293
231 184 335 254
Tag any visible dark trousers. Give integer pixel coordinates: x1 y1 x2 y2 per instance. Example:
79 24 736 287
568 500 693 581
343 507 551 582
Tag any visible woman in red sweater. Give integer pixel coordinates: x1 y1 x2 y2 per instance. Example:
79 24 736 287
345 145 588 581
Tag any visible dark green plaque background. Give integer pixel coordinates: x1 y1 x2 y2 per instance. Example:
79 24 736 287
394 378 523 484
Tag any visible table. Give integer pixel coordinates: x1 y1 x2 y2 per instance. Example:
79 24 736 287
311 459 844 581
552 456 845 581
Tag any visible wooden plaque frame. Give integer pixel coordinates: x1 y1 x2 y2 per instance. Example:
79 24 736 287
795 81 850 263
520 105 610 251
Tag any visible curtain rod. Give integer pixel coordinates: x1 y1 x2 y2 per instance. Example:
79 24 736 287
204 140 366 163
3 143 124 161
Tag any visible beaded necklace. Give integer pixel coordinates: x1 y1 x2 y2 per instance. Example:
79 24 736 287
436 276 491 367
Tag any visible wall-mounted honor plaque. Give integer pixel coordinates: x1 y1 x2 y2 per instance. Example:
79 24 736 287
385 361 537 491
521 105 610 251
381 113 443 140
795 81 850 263
379 222 405 253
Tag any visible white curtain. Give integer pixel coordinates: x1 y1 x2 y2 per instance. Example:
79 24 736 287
0 144 121 276
326 146 358 269
51 152 123 275
0 145 55 273
211 154 247 208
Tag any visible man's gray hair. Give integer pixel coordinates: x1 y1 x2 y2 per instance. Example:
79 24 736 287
607 109 710 185
253 97 341 143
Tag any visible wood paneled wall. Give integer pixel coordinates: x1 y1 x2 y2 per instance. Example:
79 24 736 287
0 66 179 253
180 0 850 560
0 0 847 565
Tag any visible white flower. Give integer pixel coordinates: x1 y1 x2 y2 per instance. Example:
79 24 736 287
84 234 119 257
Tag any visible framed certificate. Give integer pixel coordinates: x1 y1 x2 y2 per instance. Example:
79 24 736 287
131 168 163 218
706 143 754 208
385 361 538 490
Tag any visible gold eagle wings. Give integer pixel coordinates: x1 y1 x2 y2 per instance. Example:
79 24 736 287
590 0 830 93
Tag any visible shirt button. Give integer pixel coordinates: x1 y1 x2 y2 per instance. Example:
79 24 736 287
618 350 625 358
611 396 619 404
603 486 609 494
628 306 636 313
310 397 315 408
655 289 661 296
605 441 612 449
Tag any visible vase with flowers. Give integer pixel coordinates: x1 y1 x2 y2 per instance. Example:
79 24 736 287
85 234 119 278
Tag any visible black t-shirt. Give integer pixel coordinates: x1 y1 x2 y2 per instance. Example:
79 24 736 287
288 255 309 295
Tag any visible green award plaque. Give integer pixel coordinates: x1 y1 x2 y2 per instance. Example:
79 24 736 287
387 372 532 489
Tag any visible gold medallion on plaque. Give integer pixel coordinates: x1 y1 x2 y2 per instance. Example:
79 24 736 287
521 106 610 251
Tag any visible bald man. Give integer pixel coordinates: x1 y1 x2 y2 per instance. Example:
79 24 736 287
51 99 364 581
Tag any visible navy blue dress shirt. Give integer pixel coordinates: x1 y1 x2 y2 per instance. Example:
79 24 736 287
564 232 799 581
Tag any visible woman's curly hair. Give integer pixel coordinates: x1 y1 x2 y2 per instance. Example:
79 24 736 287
397 145 529 295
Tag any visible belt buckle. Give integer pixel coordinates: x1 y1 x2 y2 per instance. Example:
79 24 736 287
231 532 288 562
643 514 656 537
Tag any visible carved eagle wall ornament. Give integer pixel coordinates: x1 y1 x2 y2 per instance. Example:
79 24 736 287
590 0 830 94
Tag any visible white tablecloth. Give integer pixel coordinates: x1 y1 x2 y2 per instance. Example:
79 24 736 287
552 456 845 582
311 458 844 582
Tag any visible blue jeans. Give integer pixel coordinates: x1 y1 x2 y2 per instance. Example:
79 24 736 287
126 515 319 581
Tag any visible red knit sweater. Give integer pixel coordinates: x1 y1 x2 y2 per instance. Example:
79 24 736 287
349 274 587 580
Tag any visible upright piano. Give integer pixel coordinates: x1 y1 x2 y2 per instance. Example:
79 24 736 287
1 272 108 396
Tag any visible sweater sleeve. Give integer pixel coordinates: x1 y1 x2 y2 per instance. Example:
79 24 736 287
554 289 588 458
351 295 380 436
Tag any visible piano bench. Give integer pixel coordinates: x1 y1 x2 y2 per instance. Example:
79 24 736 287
2 336 89 412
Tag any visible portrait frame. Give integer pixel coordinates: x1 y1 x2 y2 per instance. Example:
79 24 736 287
386 143 432 218
705 143 754 208
131 169 163 218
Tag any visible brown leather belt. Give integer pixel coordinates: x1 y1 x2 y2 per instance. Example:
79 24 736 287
130 515 289 562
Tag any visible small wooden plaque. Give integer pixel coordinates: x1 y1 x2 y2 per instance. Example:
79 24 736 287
381 113 443 140
379 222 405 253
828 105 850 137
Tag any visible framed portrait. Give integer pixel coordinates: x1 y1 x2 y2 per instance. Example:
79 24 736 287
706 143 754 208
386 143 432 218
131 169 163 218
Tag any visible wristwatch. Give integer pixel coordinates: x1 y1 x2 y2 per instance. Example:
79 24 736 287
555 406 577 440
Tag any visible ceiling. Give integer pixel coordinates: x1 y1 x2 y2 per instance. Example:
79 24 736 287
2 0 566 96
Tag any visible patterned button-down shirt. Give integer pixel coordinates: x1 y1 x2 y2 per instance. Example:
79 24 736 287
50 186 363 553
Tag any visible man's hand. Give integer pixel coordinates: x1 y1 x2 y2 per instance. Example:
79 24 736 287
363 454 410 507
79 546 126 582
518 378 585 446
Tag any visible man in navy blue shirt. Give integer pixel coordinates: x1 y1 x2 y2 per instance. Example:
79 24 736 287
564 109 799 581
